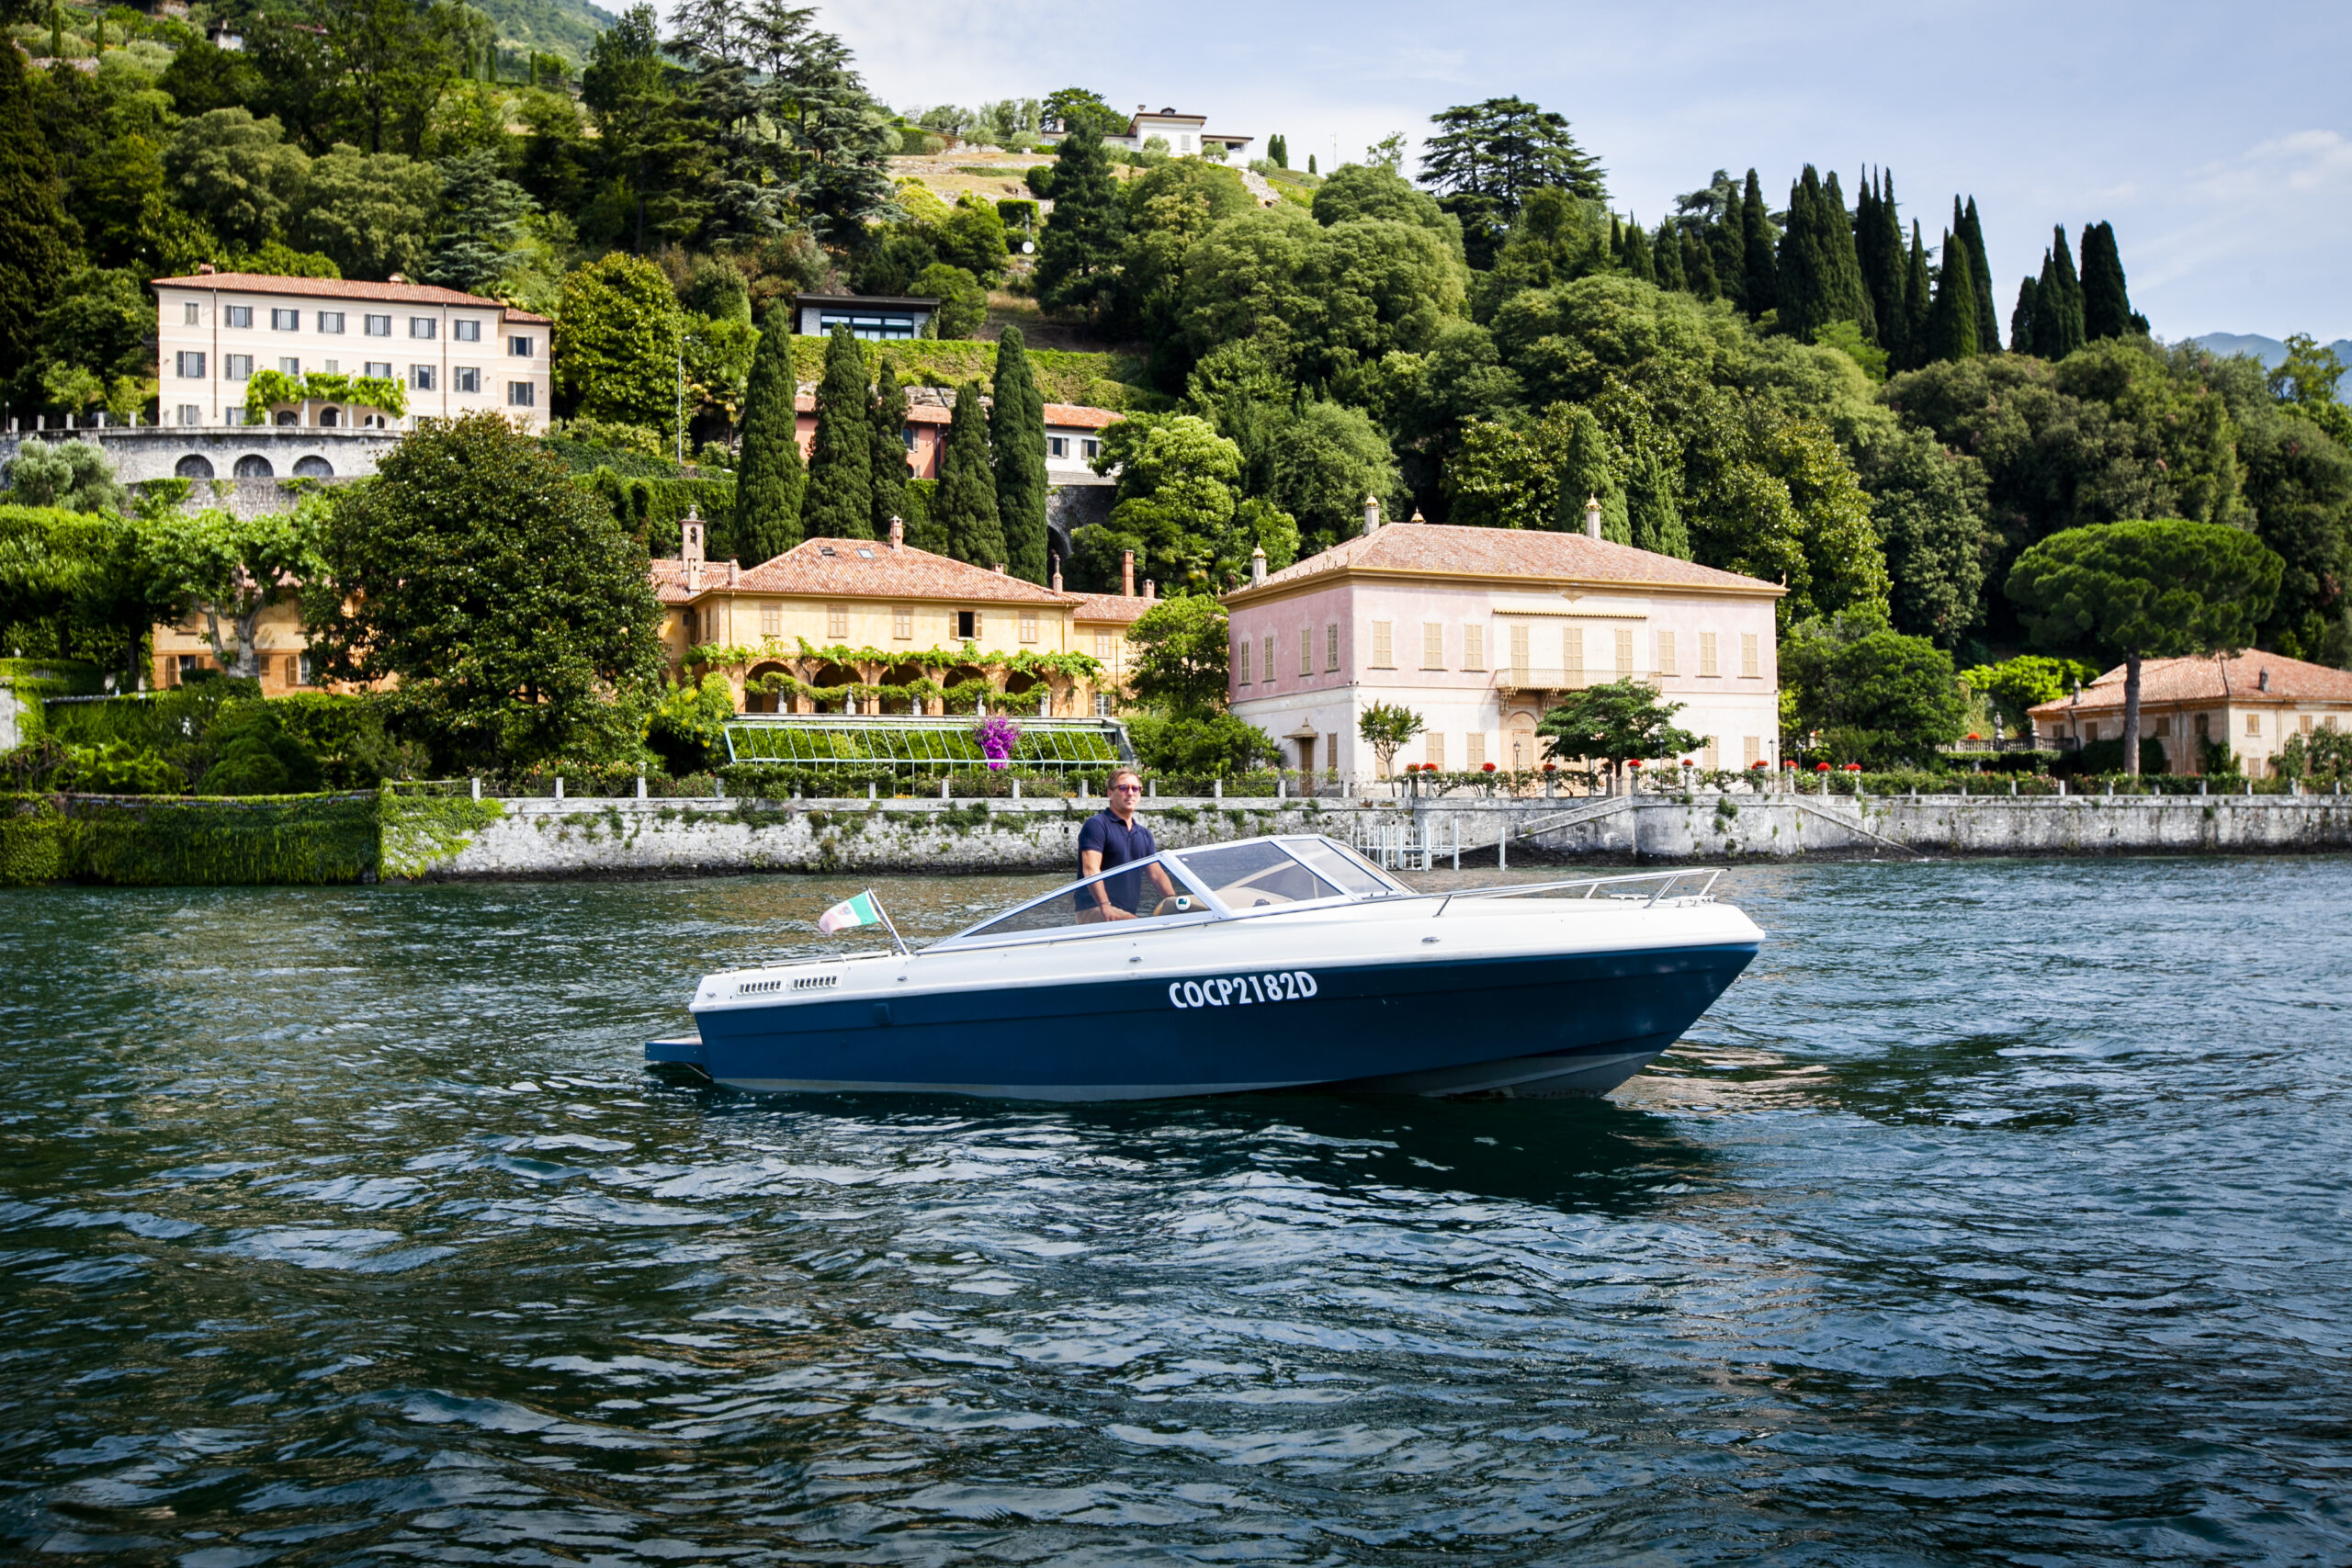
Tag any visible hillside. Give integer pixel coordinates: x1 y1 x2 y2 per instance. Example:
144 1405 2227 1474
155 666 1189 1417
474 0 616 63
2188 333 2352 370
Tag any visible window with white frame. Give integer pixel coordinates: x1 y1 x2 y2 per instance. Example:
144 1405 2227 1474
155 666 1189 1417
1081 438 1100 460
508 334 533 357
1047 435 1069 458
271 308 299 331
411 365 435 390
454 367 481 393
175 350 206 378
507 381 534 407
224 354 252 379
366 314 391 336
410 317 436 339
182 301 199 325
278 357 299 375
454 319 481 342
178 404 199 425
319 310 345 333
365 361 391 378
225 305 252 328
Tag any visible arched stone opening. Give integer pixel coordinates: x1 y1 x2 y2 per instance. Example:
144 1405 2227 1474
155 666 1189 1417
318 406 341 428
744 660 789 714
233 454 275 478
274 410 299 427
175 454 215 479
807 661 860 714
293 455 334 478
877 662 927 713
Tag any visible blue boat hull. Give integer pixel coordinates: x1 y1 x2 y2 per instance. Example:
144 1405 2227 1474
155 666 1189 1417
667 942 1758 1102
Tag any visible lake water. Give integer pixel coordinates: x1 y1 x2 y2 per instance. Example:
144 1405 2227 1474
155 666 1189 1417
2 858 2348 1565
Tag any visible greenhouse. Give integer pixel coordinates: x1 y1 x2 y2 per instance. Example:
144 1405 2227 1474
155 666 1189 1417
722 715 1133 774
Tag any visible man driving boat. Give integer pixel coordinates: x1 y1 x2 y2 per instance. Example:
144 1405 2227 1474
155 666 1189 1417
1076 766 1181 920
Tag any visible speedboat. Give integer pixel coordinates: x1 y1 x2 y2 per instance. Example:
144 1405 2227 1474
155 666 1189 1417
644 835 1763 1102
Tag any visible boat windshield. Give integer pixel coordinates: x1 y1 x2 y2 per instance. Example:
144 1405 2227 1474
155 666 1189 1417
936 836 1403 949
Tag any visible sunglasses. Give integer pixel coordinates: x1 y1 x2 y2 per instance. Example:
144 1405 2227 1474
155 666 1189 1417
1111 783 1142 793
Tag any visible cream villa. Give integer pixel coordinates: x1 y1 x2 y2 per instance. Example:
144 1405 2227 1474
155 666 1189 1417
652 518 1151 716
2029 651 2352 776
1220 512 1784 778
150 269 552 450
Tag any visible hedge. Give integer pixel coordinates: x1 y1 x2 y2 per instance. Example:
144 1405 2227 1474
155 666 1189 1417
0 792 380 886
784 337 1150 411
583 468 736 554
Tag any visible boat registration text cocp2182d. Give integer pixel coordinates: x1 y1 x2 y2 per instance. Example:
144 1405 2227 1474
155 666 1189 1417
1170 972 1318 1010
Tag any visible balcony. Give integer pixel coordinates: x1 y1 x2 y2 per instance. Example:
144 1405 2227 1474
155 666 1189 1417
1493 668 1649 694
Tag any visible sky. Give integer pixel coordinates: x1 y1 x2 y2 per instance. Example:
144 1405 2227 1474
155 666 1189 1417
792 0 2352 344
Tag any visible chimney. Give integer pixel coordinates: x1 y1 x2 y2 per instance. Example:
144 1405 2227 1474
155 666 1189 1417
1049 551 1063 592
1249 543 1267 586
728 558 739 587
888 515 904 550
1121 549 1135 597
387 272 406 285
994 562 1005 574
1408 508 1425 524
1362 494 1381 536
1144 579 1156 600
2258 666 2270 692
1583 494 1602 540
198 263 215 275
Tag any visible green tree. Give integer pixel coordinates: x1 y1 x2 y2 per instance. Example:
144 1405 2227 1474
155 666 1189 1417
1035 124 1125 318
1089 412 1262 592
1419 96 1605 267
2032 226 2085 360
305 411 663 770
933 194 1009 282
730 310 804 562
934 379 1002 565
554 252 684 436
1926 228 1980 362
2080 220 2133 342
2007 519 2283 775
145 503 326 680
1042 86 1125 140
423 149 536 294
989 327 1048 582
1125 592 1230 715
156 38 266 118
164 107 309 251
868 354 910 541
801 326 874 538
1850 423 1986 643
1781 622 1969 767
2008 275 2039 355
1957 197 2001 356
5 439 127 513
1356 700 1425 777
913 261 987 339
1310 162 1458 248
1260 400 1400 552
292 143 439 279
1957 654 2101 735
1554 405 1627 540
1627 446 1690 558
1738 169 1777 320
1536 677 1703 790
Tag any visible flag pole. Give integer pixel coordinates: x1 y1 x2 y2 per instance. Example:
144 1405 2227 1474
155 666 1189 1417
869 892 911 957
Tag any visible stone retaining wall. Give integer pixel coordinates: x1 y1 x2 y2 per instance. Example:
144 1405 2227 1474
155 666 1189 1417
383 790 2352 882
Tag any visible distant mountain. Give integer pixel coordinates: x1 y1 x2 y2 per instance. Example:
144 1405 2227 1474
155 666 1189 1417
477 0 616 64
2188 333 2352 369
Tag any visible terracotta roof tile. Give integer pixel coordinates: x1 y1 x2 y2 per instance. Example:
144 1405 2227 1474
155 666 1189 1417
662 537 1078 604
649 558 696 604
147 272 542 318
2027 650 2352 716
1069 592 1155 623
1229 523 1784 601
1043 403 1123 430
791 389 1117 431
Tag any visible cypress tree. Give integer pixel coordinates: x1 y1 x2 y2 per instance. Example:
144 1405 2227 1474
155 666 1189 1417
1654 222 1686 291
731 310 805 563
1900 222 1933 371
1775 170 1826 340
1739 169 1778 321
2045 225 2086 357
2080 220 2133 341
2010 276 2040 355
0 47 73 372
1555 408 1628 543
989 326 1049 582
868 355 909 539
1608 212 1624 265
1860 170 1907 355
1684 230 1718 301
802 326 874 539
1627 448 1689 559
936 382 1005 568
1960 197 2001 355
1709 205 1746 312
1034 126 1127 317
1623 219 1655 283
1927 230 1980 363
1824 170 1871 340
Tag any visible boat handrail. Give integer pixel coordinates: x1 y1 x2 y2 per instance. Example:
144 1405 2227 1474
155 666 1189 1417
1428 867 1724 915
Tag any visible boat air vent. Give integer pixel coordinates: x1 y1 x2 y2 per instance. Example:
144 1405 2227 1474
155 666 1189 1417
736 978 784 996
791 973 840 991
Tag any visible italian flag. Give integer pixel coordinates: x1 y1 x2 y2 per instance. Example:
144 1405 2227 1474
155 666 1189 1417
817 890 883 934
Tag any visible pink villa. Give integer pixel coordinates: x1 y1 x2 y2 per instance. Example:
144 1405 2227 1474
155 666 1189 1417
1219 510 1785 779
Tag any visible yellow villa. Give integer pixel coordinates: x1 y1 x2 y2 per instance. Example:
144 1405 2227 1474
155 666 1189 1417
652 516 1152 715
